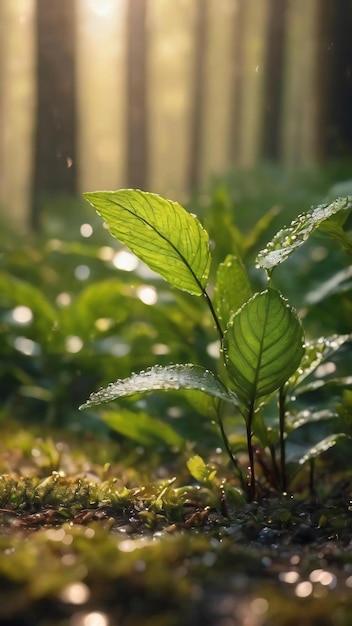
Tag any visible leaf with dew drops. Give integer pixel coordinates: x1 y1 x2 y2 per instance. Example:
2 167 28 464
79 364 239 409
223 288 305 401
297 433 349 466
256 196 352 272
83 190 211 296
286 333 352 392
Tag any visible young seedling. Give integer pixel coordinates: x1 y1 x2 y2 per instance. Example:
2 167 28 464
80 191 352 501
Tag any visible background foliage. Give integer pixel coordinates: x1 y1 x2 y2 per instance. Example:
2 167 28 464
1 165 352 482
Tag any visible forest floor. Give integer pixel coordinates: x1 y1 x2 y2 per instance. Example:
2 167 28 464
0 420 351 626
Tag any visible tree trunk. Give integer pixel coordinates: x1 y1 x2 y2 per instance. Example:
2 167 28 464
229 0 269 166
0 0 36 233
188 0 208 190
127 0 148 189
280 0 321 166
32 0 76 231
262 0 287 159
200 0 236 186
229 0 246 162
325 0 352 157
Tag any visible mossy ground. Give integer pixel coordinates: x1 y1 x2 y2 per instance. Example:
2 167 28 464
0 419 351 626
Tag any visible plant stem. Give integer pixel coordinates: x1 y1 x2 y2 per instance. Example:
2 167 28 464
269 444 280 489
309 458 316 497
217 412 247 493
203 289 223 341
278 386 287 493
246 402 256 501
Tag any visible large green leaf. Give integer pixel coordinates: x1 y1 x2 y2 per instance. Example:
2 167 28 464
79 363 239 410
214 255 252 328
83 190 211 296
256 196 352 271
223 289 304 400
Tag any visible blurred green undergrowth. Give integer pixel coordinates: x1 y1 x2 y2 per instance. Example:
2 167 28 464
1 164 352 486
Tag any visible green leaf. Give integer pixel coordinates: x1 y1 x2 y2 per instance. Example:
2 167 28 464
287 408 338 432
252 409 271 448
100 408 184 449
293 376 352 397
305 267 352 305
214 255 252 327
297 433 349 466
83 190 211 296
243 205 281 254
79 364 239 409
336 389 352 429
0 272 57 338
256 196 352 271
187 455 217 483
183 389 221 420
203 185 244 260
62 278 130 338
287 334 352 391
223 288 304 400
319 219 352 257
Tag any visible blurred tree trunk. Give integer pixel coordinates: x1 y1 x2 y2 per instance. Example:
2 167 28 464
31 0 76 231
147 0 196 195
0 1 4 204
75 0 126 194
200 0 235 186
188 0 208 190
325 0 352 157
229 0 245 162
238 0 269 166
262 0 287 159
314 0 335 160
127 0 148 189
0 0 36 233
281 0 321 166
229 0 269 166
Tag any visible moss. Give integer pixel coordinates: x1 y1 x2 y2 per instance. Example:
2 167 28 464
0 419 351 625
0 516 352 625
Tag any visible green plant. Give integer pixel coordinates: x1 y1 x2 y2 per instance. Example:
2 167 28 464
77 191 352 501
